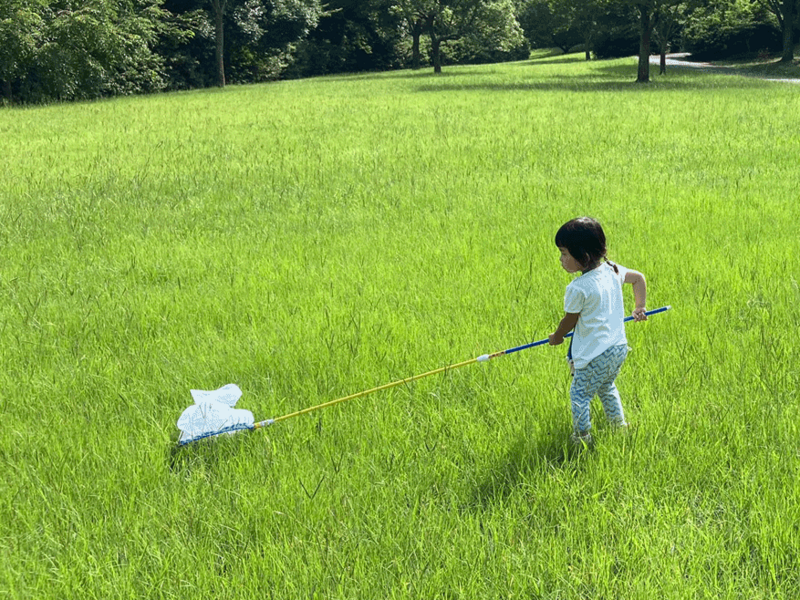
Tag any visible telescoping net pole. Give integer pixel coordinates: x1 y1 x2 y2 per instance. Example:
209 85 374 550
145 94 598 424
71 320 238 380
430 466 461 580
178 306 671 445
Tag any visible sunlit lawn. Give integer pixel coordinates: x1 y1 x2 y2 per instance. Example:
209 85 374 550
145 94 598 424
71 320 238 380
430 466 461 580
1 54 799 598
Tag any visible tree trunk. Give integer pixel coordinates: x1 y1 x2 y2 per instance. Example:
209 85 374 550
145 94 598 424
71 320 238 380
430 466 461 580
2 79 11 102
660 46 667 74
583 28 592 60
412 27 421 69
637 5 653 83
212 0 226 87
432 38 442 74
780 0 795 62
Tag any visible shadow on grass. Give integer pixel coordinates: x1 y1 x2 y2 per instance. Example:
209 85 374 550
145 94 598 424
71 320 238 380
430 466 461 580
311 58 782 91
167 431 247 475
471 427 592 507
322 67 499 83
411 60 776 94
415 75 772 94
518 55 591 67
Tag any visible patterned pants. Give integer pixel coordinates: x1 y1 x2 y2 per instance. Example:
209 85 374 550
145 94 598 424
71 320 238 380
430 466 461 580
570 344 629 434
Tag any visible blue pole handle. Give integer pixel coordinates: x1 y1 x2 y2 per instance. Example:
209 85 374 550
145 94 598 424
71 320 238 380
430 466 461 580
502 305 671 356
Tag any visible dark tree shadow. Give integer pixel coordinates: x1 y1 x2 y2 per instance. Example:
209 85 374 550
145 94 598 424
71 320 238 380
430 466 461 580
414 74 773 94
323 67 499 83
410 59 776 94
318 58 779 91
516 56 590 67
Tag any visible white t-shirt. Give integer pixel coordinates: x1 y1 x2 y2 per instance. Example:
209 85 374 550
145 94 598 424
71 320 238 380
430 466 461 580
564 262 629 370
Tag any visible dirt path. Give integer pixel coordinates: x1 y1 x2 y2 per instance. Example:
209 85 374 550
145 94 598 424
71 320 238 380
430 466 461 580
649 53 800 84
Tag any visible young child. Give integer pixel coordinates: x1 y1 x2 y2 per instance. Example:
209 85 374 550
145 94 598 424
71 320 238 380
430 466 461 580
548 217 647 445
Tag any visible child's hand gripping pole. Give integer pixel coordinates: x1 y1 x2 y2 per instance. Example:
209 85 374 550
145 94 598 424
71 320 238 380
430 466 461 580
476 305 671 363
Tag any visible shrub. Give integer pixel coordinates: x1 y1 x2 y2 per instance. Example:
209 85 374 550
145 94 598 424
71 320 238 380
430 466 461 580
682 0 781 59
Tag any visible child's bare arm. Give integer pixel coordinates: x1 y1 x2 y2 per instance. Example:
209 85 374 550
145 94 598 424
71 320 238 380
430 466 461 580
624 270 647 321
549 312 579 345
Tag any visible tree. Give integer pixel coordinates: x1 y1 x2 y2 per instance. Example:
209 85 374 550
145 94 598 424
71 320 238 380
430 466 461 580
682 0 782 59
0 1 43 102
179 0 323 87
760 0 797 61
399 0 523 73
3 0 181 103
423 1 466 72
209 0 226 85
619 0 683 82
289 0 402 77
653 2 685 74
592 1 639 59
456 0 527 63
548 0 607 59
634 0 655 82
395 0 471 73
228 0 325 81
517 0 586 52
393 0 427 68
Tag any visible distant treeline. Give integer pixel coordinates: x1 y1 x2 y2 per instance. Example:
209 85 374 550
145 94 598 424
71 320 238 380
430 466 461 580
1 0 796 104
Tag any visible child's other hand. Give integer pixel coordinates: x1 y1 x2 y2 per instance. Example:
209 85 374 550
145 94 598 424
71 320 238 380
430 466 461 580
632 307 648 321
549 334 563 345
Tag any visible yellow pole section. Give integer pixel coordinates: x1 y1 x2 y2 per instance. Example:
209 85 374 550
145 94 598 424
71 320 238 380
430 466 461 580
269 356 480 424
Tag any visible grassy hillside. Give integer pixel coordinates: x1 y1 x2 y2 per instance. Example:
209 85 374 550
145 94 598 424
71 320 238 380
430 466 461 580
1 54 799 598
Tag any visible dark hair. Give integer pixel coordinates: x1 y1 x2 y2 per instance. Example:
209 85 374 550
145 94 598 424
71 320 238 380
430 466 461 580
555 217 618 273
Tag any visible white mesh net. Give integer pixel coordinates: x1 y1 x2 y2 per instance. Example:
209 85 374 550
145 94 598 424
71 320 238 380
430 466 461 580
177 384 254 445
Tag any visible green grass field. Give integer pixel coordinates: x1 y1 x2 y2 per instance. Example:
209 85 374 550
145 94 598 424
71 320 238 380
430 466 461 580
2 54 799 598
